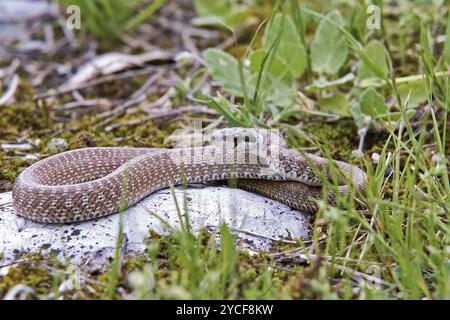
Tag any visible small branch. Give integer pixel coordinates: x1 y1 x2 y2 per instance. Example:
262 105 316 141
352 126 368 158
94 95 148 129
0 74 19 106
277 252 397 288
93 70 165 127
34 67 164 100
217 17 260 50
205 224 299 244
59 99 107 111
104 105 218 131
0 59 20 79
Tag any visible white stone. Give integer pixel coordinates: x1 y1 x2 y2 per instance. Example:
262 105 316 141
0 186 311 272
371 152 380 164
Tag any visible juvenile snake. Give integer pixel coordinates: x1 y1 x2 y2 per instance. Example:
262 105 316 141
12 128 366 223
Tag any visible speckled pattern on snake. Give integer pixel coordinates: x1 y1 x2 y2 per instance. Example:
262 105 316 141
12 128 367 223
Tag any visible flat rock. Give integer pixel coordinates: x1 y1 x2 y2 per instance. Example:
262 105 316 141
0 186 311 272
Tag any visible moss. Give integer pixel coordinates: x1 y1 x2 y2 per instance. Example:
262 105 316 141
0 152 30 187
0 253 58 298
0 103 47 141
0 230 339 300
288 119 360 160
72 232 303 299
0 96 170 192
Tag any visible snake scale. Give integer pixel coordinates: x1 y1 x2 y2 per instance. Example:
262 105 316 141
12 128 366 223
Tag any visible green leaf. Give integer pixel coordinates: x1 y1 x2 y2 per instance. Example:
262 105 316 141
220 223 235 277
192 9 250 29
358 77 387 88
444 13 450 65
203 48 250 97
193 1 249 29
310 10 348 75
352 88 415 128
249 49 292 83
125 0 166 31
398 80 428 109
357 40 389 83
350 102 366 129
349 2 368 42
223 8 252 28
375 110 415 122
319 92 351 116
359 88 389 116
419 22 434 76
207 94 249 127
249 49 297 109
306 73 354 91
263 14 307 78
191 16 232 31
260 77 297 109
281 124 315 145
194 0 229 17
247 72 297 111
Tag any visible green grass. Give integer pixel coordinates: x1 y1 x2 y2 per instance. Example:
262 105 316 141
58 0 166 41
116 113 448 299
118 0 449 300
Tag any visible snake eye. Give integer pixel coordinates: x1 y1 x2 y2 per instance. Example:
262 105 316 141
233 136 239 148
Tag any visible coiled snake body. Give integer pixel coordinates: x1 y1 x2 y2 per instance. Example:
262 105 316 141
12 128 366 223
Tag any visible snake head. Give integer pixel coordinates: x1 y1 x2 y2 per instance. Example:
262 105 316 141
212 128 257 148
211 128 288 166
212 127 287 148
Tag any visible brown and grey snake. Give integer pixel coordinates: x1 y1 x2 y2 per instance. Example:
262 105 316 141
12 128 366 223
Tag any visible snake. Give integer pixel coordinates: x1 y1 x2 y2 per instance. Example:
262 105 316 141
12 128 366 223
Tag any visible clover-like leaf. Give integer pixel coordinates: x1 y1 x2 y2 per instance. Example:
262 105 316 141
263 14 307 78
359 88 389 116
194 0 230 17
357 40 389 83
398 80 428 109
319 92 351 116
203 48 251 97
249 49 292 83
306 73 354 91
310 10 348 75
